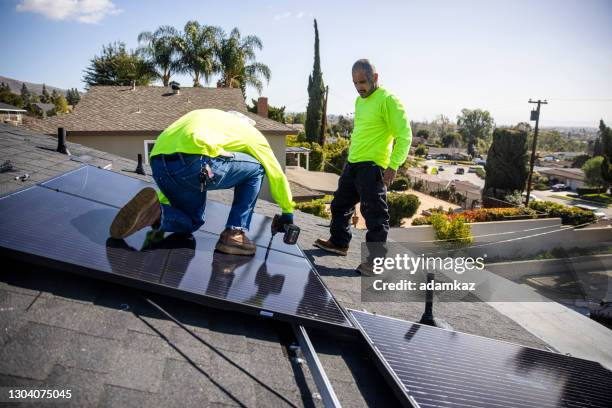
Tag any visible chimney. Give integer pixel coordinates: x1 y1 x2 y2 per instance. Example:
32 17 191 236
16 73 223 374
56 127 70 155
257 97 268 118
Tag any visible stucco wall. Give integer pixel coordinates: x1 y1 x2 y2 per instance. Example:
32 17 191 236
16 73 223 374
67 132 287 204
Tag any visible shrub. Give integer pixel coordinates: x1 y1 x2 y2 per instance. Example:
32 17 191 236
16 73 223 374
475 167 485 179
387 193 420 227
295 199 329 219
414 143 428 157
528 200 596 225
576 186 607 195
581 193 612 204
429 213 473 247
389 176 410 191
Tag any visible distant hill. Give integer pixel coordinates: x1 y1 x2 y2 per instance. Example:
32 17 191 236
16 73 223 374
0 75 72 96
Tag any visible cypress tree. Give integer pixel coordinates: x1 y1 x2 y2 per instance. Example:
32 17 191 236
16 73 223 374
482 128 529 207
20 83 31 105
304 19 325 144
41 84 50 103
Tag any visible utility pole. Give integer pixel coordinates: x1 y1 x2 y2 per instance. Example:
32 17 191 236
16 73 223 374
320 86 329 145
525 99 548 206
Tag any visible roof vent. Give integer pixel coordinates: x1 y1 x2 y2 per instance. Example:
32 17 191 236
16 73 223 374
170 81 180 95
131 80 136 91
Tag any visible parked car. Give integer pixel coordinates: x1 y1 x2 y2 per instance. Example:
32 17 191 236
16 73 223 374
552 183 567 191
521 192 539 202
438 166 445 171
456 167 465 175
474 158 486 165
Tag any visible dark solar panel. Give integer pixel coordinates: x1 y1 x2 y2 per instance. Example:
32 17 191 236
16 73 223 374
350 310 612 408
41 165 301 256
0 183 351 329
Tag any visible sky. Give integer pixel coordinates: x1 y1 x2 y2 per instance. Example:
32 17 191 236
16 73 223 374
1 0 611 127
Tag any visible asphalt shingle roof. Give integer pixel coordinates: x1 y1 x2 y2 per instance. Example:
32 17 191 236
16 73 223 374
24 86 298 135
0 123 551 407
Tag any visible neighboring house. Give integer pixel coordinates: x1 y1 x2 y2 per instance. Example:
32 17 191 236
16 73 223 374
24 85 298 202
32 102 56 118
286 123 304 133
0 102 26 125
538 167 585 190
427 147 470 160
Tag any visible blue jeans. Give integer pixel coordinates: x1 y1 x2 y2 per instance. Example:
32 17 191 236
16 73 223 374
150 152 265 233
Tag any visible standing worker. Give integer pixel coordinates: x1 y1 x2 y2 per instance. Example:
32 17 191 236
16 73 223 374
109 109 295 256
314 59 412 274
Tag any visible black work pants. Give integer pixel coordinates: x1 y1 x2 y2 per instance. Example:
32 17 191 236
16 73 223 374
329 161 389 247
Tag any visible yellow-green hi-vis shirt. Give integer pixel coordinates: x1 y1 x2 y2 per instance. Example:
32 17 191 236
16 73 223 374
150 109 295 213
348 87 412 170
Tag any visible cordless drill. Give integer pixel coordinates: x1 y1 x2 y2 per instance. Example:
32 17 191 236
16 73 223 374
270 214 300 245
264 215 300 261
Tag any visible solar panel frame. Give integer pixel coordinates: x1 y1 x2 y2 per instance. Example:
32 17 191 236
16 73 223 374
0 169 354 332
349 309 612 408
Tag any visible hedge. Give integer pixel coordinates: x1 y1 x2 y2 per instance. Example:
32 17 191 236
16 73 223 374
576 186 608 196
295 199 329 219
388 193 420 227
411 207 536 225
528 201 596 225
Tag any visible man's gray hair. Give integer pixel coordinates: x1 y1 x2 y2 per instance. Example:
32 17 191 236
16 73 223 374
352 59 377 82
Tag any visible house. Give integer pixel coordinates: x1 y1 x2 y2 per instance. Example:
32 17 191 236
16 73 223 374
0 122 565 406
23 85 298 202
0 102 26 126
537 167 585 190
427 146 470 160
32 102 56 117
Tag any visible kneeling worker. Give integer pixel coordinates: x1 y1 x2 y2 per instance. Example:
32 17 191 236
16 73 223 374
109 109 295 256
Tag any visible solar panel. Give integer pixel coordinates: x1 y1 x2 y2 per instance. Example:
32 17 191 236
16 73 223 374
41 165 301 256
350 309 612 408
0 177 351 330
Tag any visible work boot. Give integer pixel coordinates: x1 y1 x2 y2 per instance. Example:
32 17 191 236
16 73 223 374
314 238 348 256
356 261 376 277
110 187 161 239
215 228 256 256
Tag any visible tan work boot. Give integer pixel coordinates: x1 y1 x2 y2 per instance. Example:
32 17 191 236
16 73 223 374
110 187 161 239
215 228 256 256
356 262 376 277
313 238 349 256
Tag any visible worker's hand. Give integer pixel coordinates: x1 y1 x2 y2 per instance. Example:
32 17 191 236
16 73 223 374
272 213 294 234
278 213 294 226
383 168 397 188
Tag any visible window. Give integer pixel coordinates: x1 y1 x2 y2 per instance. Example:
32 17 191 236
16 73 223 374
143 140 156 164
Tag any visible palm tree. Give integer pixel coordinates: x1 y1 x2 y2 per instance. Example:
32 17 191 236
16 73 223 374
216 28 271 95
175 21 221 87
137 26 181 86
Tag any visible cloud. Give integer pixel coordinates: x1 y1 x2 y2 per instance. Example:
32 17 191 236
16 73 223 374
16 0 122 24
273 11 292 21
274 10 311 21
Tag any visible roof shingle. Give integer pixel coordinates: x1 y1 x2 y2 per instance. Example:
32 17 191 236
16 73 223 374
24 86 298 135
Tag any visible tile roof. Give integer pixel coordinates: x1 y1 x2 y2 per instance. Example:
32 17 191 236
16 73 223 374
24 86 298 135
0 123 552 406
